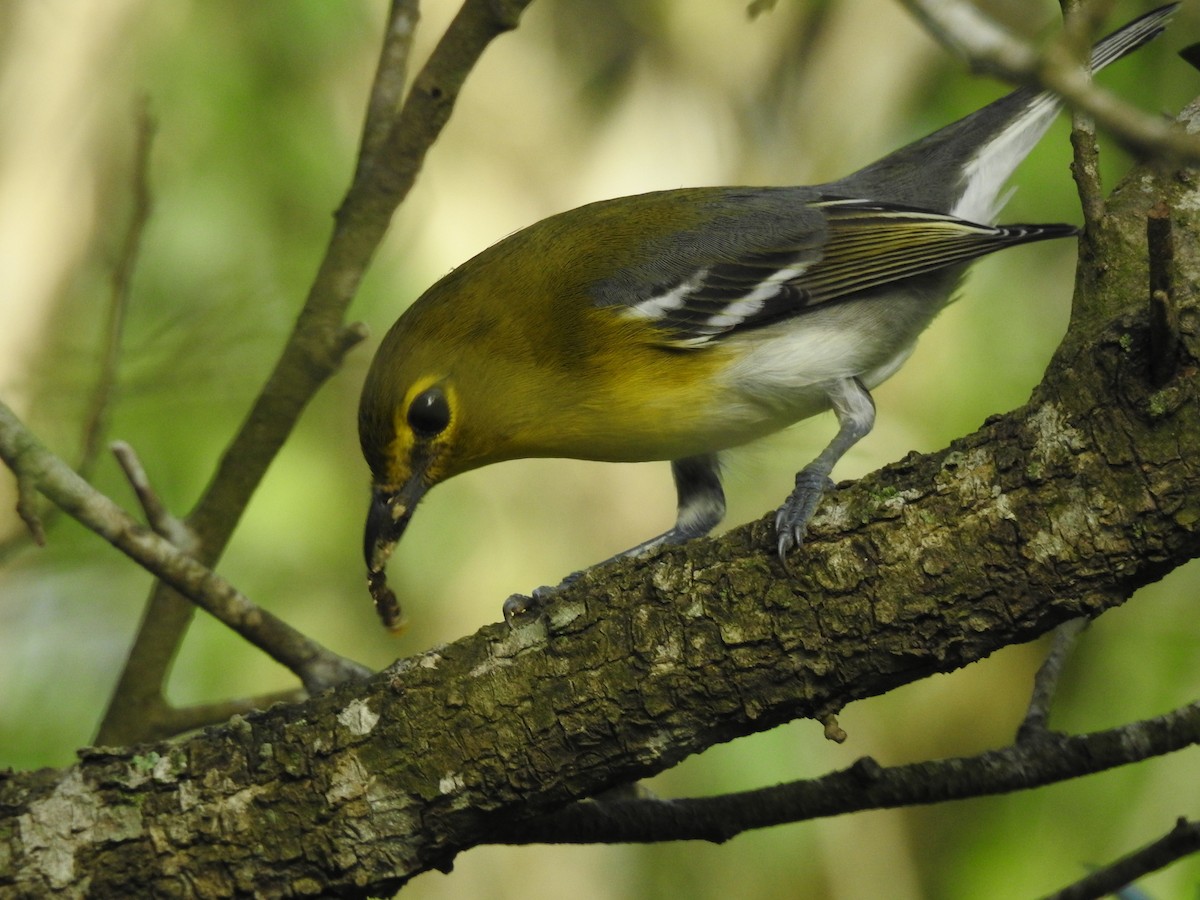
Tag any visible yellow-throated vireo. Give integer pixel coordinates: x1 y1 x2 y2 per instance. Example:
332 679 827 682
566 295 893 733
359 5 1177 628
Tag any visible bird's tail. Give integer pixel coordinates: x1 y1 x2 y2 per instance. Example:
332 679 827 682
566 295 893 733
822 4 1176 221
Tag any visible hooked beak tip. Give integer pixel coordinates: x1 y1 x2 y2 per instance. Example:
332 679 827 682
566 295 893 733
364 490 409 572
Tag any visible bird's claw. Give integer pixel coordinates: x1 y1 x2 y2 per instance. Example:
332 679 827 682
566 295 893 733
502 582 564 628
775 528 802 572
774 470 834 570
502 592 537 628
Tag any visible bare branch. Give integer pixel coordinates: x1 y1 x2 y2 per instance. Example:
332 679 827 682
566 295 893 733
357 0 420 172
0 400 370 693
900 0 1039 74
495 701 1200 845
1043 817 1200 900
0 102 155 565
13 468 44 546
111 440 196 553
1060 0 1107 231
1069 112 1106 230
1017 617 1088 742
78 100 155 482
897 0 1200 164
1057 0 1116 52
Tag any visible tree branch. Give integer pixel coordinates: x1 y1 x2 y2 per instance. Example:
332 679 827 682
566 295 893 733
356 0 421 174
97 0 536 746
897 0 1200 164
1017 618 1087 742
78 100 155 485
0 400 370 694
111 440 196 554
1044 817 1200 900
495 701 1200 845
1061 0 1108 235
0 101 155 564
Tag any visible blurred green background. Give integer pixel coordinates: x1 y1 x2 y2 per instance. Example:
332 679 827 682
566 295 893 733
1 1 1198 897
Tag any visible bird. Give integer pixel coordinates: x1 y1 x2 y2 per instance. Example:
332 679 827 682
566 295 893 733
358 5 1176 629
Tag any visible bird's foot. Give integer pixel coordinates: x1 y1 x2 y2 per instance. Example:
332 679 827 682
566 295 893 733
774 469 834 569
502 570 582 628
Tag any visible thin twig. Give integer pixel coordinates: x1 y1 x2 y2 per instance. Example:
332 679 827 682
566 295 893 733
14 470 45 546
1060 0 1106 231
357 0 420 173
111 440 196 552
1070 113 1105 230
0 102 156 565
1018 617 1088 742
1043 817 1200 900
1058 0 1115 53
900 0 1039 74
78 99 155 481
0 400 371 693
897 0 1200 165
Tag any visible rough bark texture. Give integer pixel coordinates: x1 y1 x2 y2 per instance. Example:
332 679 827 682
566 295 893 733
3 111 1198 900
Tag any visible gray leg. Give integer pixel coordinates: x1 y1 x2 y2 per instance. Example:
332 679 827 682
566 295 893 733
618 453 726 557
503 454 726 625
776 376 876 563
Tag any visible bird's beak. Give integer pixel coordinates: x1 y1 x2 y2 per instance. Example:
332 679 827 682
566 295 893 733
363 476 428 630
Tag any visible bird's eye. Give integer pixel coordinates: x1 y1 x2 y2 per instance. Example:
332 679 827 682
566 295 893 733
407 386 451 438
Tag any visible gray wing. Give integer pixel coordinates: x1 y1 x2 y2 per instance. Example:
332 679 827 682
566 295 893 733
599 196 1076 349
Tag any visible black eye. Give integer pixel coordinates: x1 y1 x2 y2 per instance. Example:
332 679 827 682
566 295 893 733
407 386 450 438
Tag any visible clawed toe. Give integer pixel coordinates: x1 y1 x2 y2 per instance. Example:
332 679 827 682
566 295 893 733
502 592 537 627
773 471 834 570
502 580 570 628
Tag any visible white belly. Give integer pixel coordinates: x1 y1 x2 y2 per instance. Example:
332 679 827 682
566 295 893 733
710 287 944 444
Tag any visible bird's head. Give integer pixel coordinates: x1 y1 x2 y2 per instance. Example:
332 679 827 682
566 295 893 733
357 303 483 627
356 250 560 626
359 370 452 568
